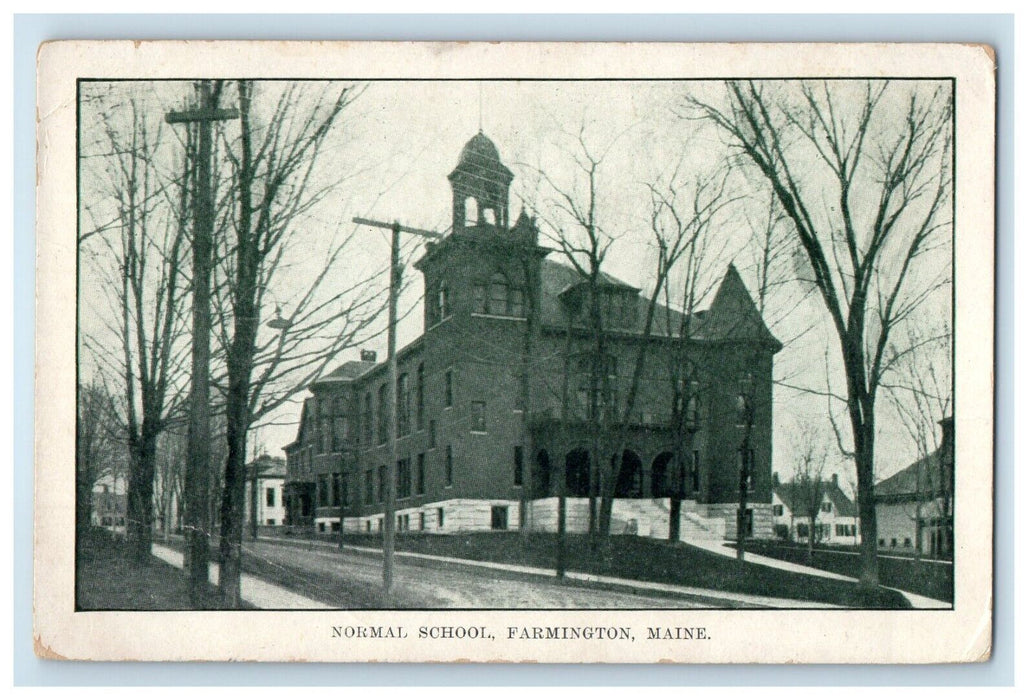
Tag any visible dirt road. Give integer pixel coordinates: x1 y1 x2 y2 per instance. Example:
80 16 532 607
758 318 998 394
239 538 745 609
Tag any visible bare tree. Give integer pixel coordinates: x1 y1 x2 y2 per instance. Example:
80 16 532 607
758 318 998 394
212 80 373 606
79 87 193 562
789 425 831 563
687 79 952 586
633 162 734 542
520 124 623 543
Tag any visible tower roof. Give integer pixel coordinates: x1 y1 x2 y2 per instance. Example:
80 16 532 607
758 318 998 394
449 132 513 185
695 264 782 349
458 132 501 166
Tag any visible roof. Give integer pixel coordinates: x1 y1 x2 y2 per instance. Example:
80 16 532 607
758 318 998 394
449 132 514 184
458 132 500 165
539 258 779 347
311 359 376 386
695 265 782 348
874 451 949 500
773 480 857 517
247 455 287 479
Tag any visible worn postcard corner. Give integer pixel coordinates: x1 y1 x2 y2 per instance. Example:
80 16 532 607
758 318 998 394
35 40 994 664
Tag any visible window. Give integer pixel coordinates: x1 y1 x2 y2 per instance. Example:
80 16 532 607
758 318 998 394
331 473 341 507
508 286 525 318
904 537 912 548
739 448 756 491
736 394 753 427
444 370 453 408
332 396 348 451
890 538 898 548
773 504 784 517
445 445 453 486
429 419 437 449
471 401 487 432
488 273 509 315
378 465 386 503
416 363 425 429
377 384 388 444
331 521 341 533
321 418 333 454
797 523 809 539
419 512 426 531
473 283 486 313
366 520 372 533
364 469 373 504
438 280 451 322
363 392 373 446
266 487 276 507
397 457 411 499
341 474 349 506
266 518 275 526
879 538 885 547
417 453 426 495
318 475 329 507
682 380 700 426
689 450 701 492
820 501 832 513
397 373 410 437
513 446 524 486
491 505 509 530
319 522 326 533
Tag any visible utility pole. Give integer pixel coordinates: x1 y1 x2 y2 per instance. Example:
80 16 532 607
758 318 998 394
166 81 237 605
352 217 441 595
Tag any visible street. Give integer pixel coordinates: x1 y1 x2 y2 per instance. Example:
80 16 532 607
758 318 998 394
236 537 748 609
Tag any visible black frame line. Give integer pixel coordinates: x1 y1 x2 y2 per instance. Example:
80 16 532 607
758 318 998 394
74 75 958 613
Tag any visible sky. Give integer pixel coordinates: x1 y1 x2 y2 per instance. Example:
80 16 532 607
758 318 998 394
78 78 953 489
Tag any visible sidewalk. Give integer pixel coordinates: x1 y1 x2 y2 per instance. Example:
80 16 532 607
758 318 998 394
152 544 332 610
259 535 844 609
691 540 952 610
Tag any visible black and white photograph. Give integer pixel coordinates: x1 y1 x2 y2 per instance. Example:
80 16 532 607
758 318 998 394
36 41 994 662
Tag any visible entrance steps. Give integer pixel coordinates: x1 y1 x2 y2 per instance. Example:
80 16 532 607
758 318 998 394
609 498 727 543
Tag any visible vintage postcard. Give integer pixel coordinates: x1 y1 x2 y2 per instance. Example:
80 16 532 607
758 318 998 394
35 41 994 663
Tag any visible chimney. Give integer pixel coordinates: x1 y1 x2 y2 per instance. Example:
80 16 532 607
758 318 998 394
360 349 377 363
772 472 780 486
831 473 839 487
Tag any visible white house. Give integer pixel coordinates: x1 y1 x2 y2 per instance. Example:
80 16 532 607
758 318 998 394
244 455 287 529
771 473 859 546
874 417 953 558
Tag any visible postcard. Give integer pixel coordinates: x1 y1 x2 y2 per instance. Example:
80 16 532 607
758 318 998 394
35 40 994 662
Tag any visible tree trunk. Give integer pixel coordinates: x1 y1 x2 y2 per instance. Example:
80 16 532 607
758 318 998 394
127 430 158 562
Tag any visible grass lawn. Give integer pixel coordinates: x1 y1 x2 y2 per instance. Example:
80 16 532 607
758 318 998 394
302 531 910 609
741 540 953 602
76 528 236 610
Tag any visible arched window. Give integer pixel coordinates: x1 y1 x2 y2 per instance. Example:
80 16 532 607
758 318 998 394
465 197 478 226
483 207 496 225
438 279 451 322
736 393 753 427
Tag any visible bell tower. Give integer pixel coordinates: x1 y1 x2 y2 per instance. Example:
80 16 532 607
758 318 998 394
449 132 514 232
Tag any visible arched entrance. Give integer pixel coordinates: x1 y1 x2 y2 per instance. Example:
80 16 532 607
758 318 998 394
565 448 591 497
614 450 643 498
651 452 674 498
